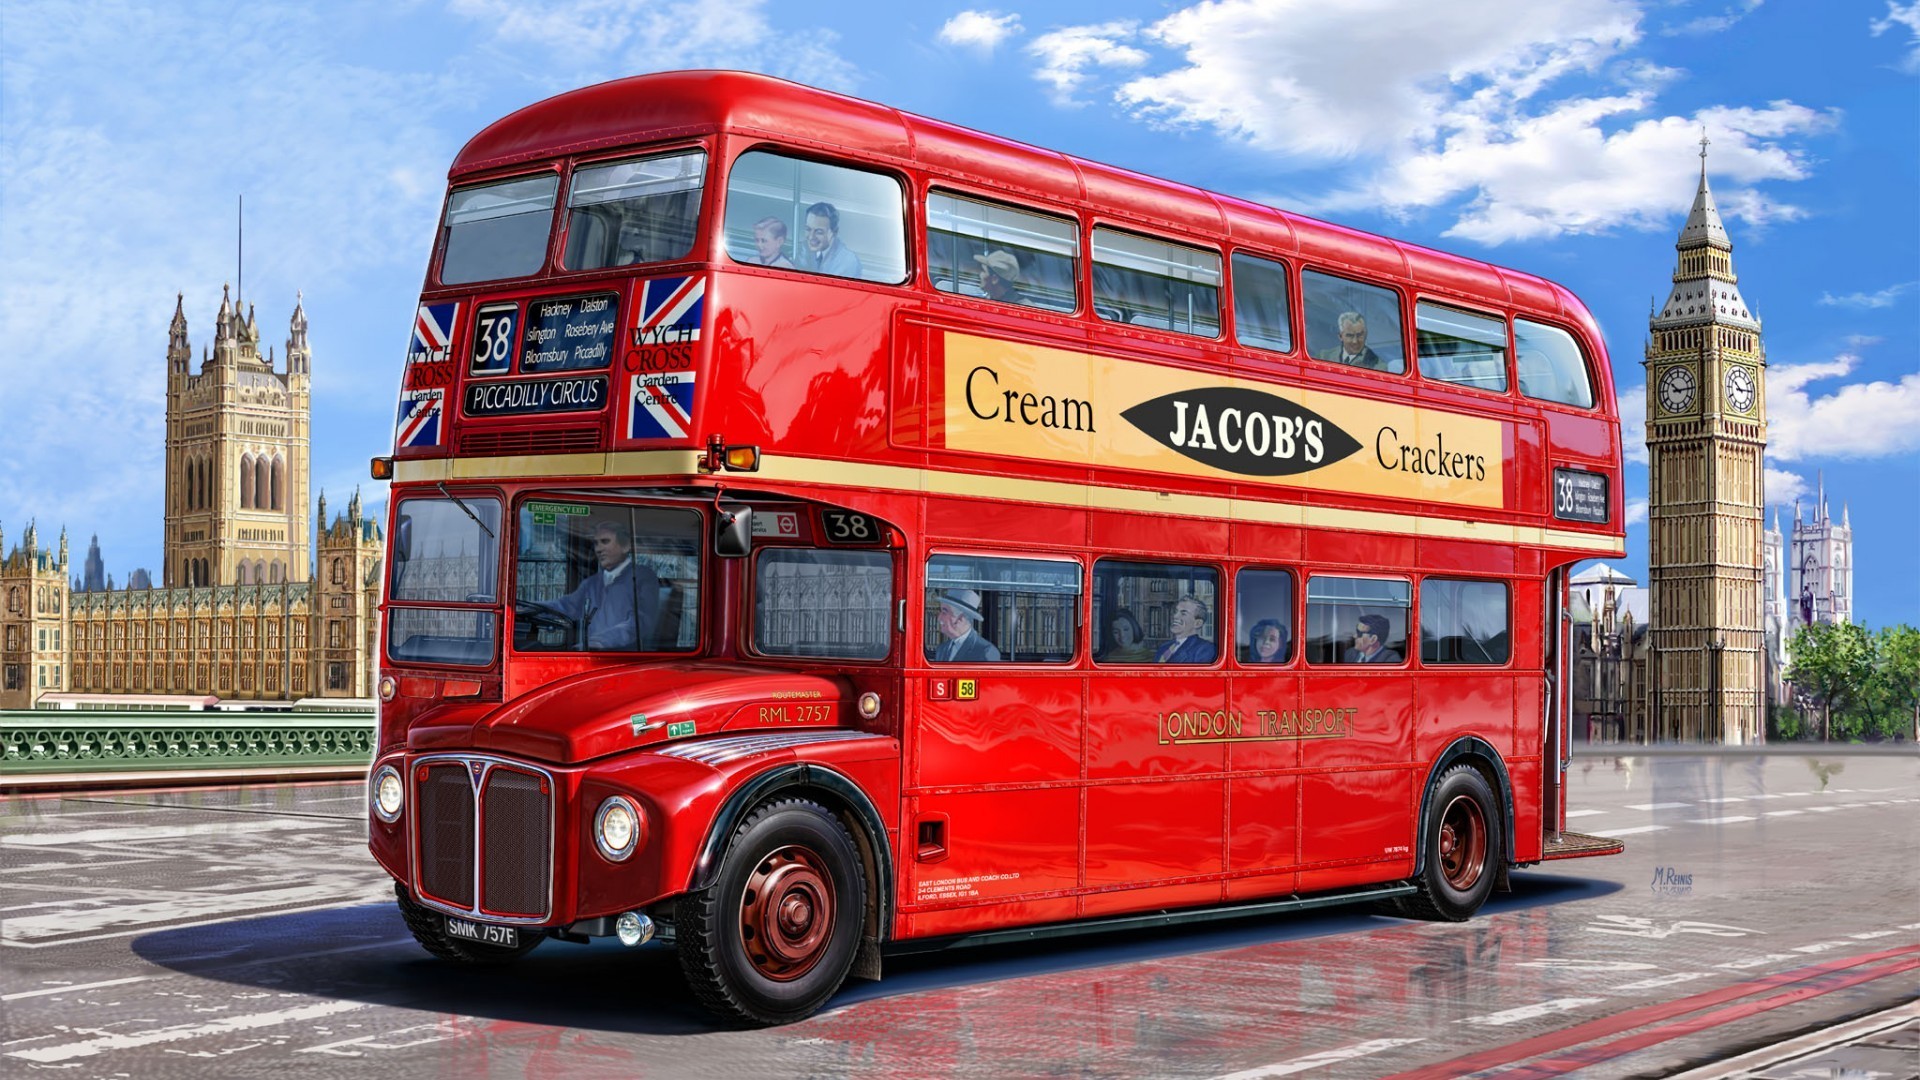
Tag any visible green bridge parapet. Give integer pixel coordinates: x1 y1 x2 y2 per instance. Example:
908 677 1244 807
0 709 375 776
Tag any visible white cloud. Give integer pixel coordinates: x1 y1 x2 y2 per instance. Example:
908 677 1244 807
1619 385 1649 464
1767 353 1920 461
1765 467 1809 506
1662 0 1763 36
1050 0 1836 243
1027 21 1146 104
446 0 860 92
1818 282 1917 308
1625 498 1649 526
939 10 1023 52
1871 1 1920 73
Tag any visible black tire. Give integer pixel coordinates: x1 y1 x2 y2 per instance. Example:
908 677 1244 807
675 798 866 1027
394 882 545 964
1397 764 1503 922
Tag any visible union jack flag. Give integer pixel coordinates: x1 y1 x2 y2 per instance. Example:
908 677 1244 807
395 389 444 449
628 373 696 440
636 276 704 341
407 301 459 364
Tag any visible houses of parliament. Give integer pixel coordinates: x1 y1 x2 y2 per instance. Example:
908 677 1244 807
0 289 382 708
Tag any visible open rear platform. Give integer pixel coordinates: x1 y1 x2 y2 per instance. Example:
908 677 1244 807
1543 830 1626 860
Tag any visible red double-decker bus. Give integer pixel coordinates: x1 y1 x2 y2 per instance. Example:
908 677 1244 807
366 70 1626 1025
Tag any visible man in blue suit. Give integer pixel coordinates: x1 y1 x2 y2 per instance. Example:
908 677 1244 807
520 521 658 651
1156 596 1217 664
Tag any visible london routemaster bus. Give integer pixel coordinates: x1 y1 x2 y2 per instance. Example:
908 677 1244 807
366 70 1626 1026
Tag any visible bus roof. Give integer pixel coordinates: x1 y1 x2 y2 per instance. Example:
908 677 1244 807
451 69 1601 350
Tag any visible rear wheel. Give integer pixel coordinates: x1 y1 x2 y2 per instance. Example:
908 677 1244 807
394 882 545 963
676 799 866 1026
1398 764 1502 921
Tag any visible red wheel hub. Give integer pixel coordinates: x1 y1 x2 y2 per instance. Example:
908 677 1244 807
739 846 835 981
1438 794 1487 891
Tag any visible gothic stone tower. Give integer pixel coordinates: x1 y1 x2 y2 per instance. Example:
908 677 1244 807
1644 139 1768 744
164 288 312 589
313 490 385 698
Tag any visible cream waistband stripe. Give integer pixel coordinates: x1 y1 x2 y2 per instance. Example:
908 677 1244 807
391 451 1626 555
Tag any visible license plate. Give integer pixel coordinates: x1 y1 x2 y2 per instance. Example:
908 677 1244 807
445 916 518 948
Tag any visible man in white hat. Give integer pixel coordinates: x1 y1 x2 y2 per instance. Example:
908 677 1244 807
932 588 1001 662
972 250 1030 306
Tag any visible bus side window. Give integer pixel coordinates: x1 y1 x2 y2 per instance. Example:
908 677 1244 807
1305 576 1410 665
562 149 705 271
1515 318 1597 408
1420 579 1510 664
1093 559 1220 665
1092 229 1221 338
1302 270 1405 374
1235 567 1295 665
724 150 907 285
1416 302 1508 393
924 554 1080 664
754 549 893 660
926 191 1079 313
1231 252 1294 354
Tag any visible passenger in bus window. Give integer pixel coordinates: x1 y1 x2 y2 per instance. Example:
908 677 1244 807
1104 608 1153 662
932 589 1001 662
516 521 658 651
973 250 1030 306
751 217 794 268
1315 311 1389 371
1248 618 1289 663
1156 596 1216 664
802 201 863 278
1343 613 1401 663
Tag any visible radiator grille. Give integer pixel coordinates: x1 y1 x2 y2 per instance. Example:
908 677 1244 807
419 764 475 907
458 426 603 456
481 767 551 917
412 756 554 921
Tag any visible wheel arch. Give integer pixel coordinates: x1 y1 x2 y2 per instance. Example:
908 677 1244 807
1412 737 1516 878
687 762 893 962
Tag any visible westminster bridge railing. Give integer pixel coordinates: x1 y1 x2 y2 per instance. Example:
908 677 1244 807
1 707 375 779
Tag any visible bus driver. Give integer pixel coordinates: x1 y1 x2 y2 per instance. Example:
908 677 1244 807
517 521 659 651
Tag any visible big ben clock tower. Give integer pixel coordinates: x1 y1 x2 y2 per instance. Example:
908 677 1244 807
1644 136 1768 743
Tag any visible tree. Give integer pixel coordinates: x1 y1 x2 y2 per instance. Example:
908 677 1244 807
1868 625 1920 743
1784 622 1873 741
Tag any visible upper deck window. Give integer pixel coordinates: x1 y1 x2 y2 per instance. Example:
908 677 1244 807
1515 318 1597 409
561 149 705 271
1231 252 1293 353
1416 302 1508 393
724 151 906 284
1092 228 1221 338
1303 270 1405 374
927 192 1078 312
440 175 559 285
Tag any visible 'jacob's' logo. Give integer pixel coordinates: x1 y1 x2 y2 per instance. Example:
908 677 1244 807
1122 388 1361 476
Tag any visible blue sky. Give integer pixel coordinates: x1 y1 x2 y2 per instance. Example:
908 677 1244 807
2 0 1915 627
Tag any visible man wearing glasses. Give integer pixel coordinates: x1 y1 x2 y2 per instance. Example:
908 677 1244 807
1343 613 1401 663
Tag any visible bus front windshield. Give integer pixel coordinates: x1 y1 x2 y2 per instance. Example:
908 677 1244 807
512 500 701 653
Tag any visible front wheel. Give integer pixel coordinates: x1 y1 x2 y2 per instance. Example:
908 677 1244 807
1398 764 1502 921
676 799 866 1026
394 883 545 964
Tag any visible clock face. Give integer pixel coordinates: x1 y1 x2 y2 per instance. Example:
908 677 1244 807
1658 365 1697 413
1724 365 1756 413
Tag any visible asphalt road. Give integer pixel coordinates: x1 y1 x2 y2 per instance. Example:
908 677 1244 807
2 750 1915 1079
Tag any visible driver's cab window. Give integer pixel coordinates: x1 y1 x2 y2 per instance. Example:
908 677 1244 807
513 501 700 652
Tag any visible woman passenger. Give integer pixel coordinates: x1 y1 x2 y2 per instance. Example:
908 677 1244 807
1104 608 1153 663
1247 618 1289 663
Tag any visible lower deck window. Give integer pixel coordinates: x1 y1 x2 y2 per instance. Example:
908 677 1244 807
1094 560 1220 665
924 554 1081 664
1420 579 1510 664
1306 576 1410 665
755 549 892 660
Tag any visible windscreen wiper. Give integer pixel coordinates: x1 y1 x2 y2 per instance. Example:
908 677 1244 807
437 482 496 539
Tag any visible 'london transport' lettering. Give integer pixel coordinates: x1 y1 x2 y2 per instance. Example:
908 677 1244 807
1155 705 1358 745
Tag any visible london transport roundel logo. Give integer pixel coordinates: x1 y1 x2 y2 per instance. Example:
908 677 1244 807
1120 386 1362 476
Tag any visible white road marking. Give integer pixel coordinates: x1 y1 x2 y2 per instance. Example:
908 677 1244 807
1514 959 1657 972
1209 1039 1426 1078
3 882 395 948
1689 815 1755 824
1718 953 1796 970
1805 806 1841 812
1850 930 1900 940
1609 972 1713 992
1 818 318 848
1902 923 1920 931
1764 809 1805 817
1564 809 1606 819
2 976 155 1002
1457 998 1604 1026
1624 802 1689 811
1792 941 1846 954
6 1000 368 1063
299 1018 482 1057
1606 825 1670 836
1775 791 1812 797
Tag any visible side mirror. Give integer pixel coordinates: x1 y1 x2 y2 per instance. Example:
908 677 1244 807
715 503 753 557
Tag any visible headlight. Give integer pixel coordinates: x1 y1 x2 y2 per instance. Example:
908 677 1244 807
371 764 404 822
595 796 645 862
